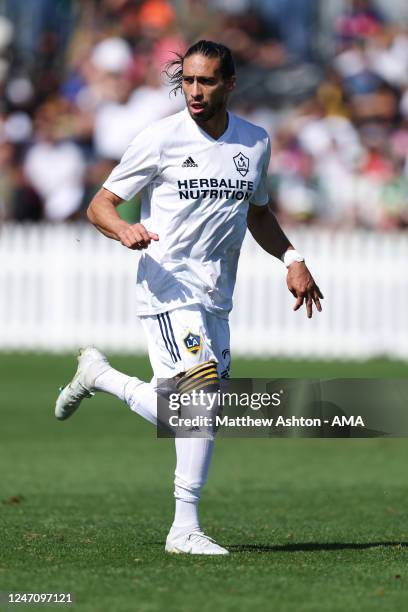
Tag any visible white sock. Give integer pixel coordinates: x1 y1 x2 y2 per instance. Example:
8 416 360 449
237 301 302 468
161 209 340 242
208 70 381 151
93 367 130 401
170 437 215 535
95 368 215 536
94 367 158 426
124 378 158 426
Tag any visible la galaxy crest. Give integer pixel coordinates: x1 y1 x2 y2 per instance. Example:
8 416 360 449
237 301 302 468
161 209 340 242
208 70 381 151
233 152 249 177
183 331 201 354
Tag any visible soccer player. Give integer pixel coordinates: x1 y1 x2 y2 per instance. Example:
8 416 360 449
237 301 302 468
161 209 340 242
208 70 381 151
55 40 323 555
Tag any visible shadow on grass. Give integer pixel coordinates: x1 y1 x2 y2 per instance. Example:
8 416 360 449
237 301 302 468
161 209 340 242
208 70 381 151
229 542 408 553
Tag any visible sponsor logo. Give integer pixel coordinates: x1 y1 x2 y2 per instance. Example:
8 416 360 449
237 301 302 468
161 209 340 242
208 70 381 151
182 157 198 167
233 152 249 177
183 331 202 354
176 178 254 201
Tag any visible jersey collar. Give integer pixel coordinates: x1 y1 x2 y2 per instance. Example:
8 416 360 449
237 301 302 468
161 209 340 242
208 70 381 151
183 108 234 145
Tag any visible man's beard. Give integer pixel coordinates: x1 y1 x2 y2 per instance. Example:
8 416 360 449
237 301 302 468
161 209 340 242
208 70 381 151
187 98 224 123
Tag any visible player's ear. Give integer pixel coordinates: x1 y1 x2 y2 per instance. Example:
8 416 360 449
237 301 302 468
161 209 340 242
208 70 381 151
226 75 236 92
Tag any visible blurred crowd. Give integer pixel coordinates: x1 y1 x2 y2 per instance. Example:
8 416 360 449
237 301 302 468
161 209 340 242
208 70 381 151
0 0 408 229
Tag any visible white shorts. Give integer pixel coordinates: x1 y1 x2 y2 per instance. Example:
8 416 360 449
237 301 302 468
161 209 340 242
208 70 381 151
139 304 231 380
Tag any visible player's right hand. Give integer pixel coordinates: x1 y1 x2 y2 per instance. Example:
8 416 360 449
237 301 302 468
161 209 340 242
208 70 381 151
117 223 159 250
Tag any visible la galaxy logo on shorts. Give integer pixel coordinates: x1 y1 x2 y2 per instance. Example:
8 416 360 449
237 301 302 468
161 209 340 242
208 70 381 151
183 331 201 354
233 152 249 177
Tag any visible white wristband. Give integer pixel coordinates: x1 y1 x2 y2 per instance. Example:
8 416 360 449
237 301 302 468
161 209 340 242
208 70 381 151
282 249 305 268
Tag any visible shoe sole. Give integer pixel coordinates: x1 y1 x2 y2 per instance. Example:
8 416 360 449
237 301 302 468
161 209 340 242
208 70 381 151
165 543 229 555
165 545 184 554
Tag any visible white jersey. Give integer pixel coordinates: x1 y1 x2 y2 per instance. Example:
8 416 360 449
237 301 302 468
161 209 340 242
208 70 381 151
103 108 270 318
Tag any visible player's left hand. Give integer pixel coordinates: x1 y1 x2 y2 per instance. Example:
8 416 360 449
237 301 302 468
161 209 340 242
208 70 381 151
286 262 323 319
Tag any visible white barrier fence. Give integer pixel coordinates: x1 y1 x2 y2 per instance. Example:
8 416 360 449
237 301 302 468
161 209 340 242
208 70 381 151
1 223 408 359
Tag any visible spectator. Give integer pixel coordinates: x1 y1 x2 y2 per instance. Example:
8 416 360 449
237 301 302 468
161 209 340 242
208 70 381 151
0 0 407 229
23 99 86 221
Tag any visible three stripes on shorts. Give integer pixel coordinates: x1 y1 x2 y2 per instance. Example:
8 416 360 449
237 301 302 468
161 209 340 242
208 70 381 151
157 312 221 392
157 312 181 364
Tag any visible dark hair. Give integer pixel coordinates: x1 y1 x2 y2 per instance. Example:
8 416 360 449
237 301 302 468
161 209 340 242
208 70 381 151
164 40 235 96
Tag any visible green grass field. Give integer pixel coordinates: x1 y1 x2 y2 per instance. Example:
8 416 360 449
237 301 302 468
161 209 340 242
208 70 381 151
1 354 408 612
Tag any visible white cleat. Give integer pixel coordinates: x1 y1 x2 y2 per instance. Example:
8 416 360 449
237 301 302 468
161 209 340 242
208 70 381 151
165 530 229 555
55 347 110 421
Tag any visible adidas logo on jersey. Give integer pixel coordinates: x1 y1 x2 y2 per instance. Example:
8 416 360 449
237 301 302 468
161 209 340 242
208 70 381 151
182 157 198 167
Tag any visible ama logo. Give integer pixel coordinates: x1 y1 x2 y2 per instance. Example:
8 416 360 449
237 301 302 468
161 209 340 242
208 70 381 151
183 331 201 354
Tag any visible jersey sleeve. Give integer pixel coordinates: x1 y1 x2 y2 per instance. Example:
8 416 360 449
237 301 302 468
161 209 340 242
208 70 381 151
102 126 160 201
249 135 271 207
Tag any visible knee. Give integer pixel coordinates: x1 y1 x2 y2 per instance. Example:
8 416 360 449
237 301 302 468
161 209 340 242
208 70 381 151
176 360 220 394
